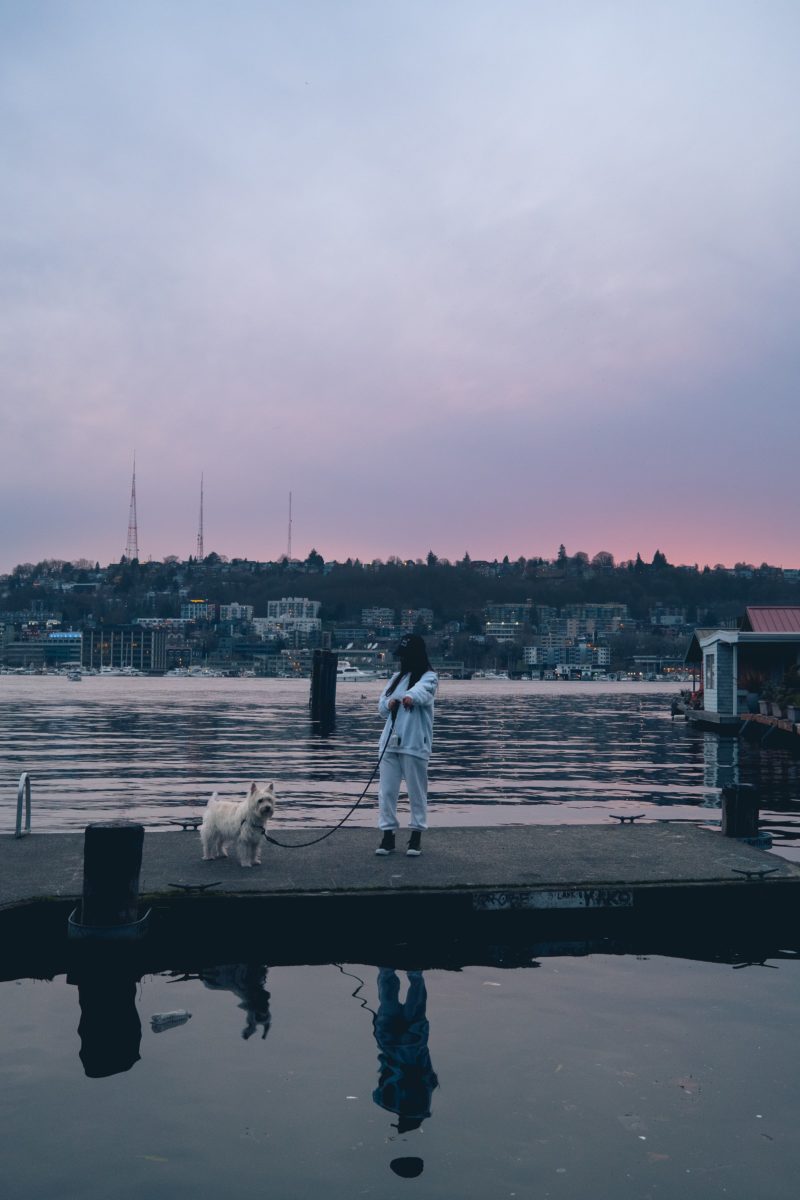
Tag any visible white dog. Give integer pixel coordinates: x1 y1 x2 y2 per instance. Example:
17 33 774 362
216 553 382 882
200 782 276 867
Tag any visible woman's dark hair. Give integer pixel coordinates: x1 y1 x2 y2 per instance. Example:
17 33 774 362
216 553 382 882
386 634 433 694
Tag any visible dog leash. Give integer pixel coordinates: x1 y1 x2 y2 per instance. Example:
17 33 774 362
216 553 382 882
263 707 398 850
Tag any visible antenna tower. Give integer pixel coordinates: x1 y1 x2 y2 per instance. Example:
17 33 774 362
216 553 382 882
196 474 204 561
124 456 139 561
287 490 293 560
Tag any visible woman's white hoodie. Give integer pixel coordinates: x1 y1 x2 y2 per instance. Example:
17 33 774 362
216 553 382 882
378 670 438 760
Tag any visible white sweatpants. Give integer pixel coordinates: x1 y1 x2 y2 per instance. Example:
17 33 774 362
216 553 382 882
378 752 429 831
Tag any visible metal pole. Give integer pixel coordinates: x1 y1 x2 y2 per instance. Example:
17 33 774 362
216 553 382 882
15 772 31 838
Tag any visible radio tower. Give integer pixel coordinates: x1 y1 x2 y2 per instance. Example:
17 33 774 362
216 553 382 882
196 474 205 561
287 490 293 561
124 455 139 562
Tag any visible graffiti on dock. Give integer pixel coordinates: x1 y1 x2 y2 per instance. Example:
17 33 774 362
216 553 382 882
473 888 634 911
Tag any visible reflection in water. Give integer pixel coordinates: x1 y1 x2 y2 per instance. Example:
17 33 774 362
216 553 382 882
372 968 438 1178
6 956 800 1200
199 964 272 1040
73 970 142 1078
703 732 739 795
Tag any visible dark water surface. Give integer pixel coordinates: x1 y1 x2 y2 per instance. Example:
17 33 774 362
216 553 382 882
2 954 800 1200
1 676 799 855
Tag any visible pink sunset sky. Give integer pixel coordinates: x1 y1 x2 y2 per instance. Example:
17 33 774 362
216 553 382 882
1 1 798 573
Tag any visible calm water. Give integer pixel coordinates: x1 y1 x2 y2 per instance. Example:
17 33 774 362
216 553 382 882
1 676 799 855
2 954 800 1200
3 677 800 1197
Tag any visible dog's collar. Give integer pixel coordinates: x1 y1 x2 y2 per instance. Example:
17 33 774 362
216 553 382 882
241 817 266 831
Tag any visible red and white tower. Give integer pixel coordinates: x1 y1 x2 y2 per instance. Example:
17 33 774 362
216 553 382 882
124 456 139 562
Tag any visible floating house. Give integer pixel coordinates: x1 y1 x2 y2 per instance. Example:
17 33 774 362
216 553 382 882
686 607 800 729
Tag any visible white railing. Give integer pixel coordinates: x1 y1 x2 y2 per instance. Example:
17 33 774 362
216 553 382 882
15 772 31 838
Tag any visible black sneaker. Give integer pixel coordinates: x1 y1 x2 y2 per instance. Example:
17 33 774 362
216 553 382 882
375 831 395 856
406 831 422 857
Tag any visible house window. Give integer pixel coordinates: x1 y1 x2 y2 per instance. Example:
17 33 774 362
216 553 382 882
706 653 715 690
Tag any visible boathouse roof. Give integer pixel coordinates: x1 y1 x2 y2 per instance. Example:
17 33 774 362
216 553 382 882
684 628 717 664
742 606 800 633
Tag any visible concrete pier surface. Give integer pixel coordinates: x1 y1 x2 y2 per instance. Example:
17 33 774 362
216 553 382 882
2 822 799 910
3 824 800 979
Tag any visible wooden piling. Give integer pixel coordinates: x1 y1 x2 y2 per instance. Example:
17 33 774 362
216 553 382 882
721 784 760 840
309 649 338 729
79 821 144 927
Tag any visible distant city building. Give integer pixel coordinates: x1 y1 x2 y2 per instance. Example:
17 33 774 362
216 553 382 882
484 603 533 623
362 606 395 627
1 631 82 669
562 603 628 633
267 597 321 620
331 626 369 644
524 640 610 669
134 617 190 630
253 615 322 641
219 603 254 622
82 626 167 673
400 608 433 630
180 599 217 621
649 606 688 627
484 620 524 642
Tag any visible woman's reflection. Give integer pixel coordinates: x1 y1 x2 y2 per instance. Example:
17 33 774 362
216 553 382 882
372 967 438 1152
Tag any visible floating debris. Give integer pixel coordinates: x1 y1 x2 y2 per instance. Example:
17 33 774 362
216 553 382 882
151 1010 192 1032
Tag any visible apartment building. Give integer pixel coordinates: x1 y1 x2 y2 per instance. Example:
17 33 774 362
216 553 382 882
219 603 255 622
267 597 321 620
362 607 396 627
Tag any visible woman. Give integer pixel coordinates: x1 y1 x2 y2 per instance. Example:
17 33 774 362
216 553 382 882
376 633 438 856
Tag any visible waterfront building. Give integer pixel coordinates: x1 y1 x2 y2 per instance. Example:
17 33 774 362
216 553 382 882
82 626 167 673
696 606 800 719
1 631 82 670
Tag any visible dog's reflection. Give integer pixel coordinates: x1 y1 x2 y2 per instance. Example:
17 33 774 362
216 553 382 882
200 964 272 1040
372 968 438 1139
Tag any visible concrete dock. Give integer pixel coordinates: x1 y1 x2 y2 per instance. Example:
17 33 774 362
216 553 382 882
3 824 800 978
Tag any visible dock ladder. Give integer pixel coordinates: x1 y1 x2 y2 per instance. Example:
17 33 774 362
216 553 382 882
15 772 31 838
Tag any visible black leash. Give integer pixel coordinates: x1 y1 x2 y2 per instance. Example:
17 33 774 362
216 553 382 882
263 706 398 850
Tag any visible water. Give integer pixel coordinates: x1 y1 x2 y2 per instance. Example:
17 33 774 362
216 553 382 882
1 676 799 856
3 676 800 1196
2 955 800 1199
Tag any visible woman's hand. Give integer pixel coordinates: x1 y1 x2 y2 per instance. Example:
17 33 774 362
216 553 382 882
388 699 400 714
402 695 414 709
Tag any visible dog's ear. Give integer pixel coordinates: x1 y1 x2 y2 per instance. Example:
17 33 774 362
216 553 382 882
249 781 257 795
266 782 275 793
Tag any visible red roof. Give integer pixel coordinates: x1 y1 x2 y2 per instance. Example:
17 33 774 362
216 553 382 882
743 606 800 633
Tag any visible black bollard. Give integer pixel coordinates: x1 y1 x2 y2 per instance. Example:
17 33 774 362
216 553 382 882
80 821 144 928
721 784 760 839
